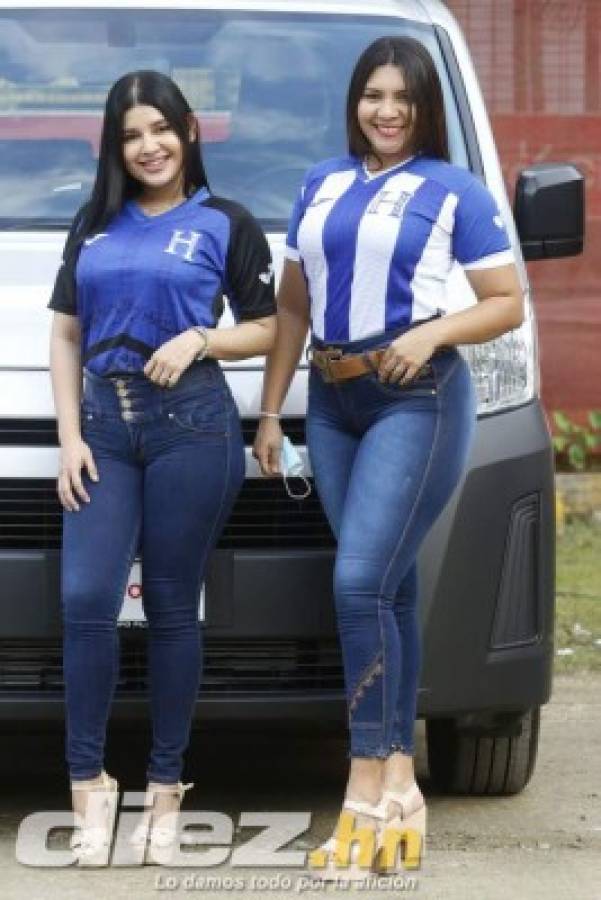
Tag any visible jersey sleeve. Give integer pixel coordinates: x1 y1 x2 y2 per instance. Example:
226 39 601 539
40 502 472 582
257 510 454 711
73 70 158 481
47 204 89 315
452 179 514 270
225 207 276 322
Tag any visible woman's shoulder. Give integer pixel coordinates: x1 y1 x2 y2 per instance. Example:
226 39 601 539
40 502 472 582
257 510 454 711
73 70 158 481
200 194 271 250
413 156 491 198
300 155 358 187
201 193 259 228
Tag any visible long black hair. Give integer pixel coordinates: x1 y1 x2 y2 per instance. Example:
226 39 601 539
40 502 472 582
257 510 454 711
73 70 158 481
346 36 449 166
80 70 209 238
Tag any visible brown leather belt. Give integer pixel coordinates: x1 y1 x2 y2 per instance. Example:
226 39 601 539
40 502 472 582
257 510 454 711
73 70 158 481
308 346 433 384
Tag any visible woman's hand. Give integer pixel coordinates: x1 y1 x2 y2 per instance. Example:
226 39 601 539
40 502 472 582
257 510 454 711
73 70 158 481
376 267 524 386
57 435 99 512
377 326 440 385
144 328 208 387
252 417 284 476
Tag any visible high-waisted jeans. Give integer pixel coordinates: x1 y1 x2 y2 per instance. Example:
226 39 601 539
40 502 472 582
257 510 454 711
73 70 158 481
61 360 245 783
306 326 477 758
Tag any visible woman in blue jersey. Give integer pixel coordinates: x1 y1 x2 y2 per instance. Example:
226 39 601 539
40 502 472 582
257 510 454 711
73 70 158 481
48 70 276 866
254 37 523 878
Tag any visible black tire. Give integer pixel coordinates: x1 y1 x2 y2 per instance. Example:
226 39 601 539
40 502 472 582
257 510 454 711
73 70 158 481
425 707 540 795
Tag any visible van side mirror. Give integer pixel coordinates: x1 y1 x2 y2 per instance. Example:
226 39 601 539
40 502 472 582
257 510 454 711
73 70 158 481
514 163 584 261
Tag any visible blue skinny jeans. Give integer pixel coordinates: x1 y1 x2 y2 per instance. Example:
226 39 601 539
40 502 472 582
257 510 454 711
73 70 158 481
306 326 477 758
61 360 245 783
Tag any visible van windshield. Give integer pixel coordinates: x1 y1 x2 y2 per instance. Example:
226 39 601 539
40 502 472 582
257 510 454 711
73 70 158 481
0 9 468 230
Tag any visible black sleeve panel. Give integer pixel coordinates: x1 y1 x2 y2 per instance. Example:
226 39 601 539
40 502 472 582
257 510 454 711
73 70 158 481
204 196 276 322
47 203 91 315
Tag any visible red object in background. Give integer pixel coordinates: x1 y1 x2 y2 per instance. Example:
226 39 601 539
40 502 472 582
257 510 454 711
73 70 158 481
0 112 231 153
493 114 601 415
448 0 601 421
493 115 601 217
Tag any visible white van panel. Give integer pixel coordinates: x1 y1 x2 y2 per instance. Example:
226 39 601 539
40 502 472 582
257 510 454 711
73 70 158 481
0 0 430 23
0 356 309 417
0 445 307 478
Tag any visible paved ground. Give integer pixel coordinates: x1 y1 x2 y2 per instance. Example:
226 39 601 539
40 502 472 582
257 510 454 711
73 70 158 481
0 673 599 899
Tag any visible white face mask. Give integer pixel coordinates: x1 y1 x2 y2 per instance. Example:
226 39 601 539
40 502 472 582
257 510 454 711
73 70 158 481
280 435 311 500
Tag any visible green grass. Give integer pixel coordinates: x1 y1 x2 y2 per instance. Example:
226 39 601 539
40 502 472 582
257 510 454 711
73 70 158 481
554 519 601 672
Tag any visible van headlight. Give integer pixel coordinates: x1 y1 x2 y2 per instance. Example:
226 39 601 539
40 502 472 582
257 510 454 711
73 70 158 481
460 294 537 415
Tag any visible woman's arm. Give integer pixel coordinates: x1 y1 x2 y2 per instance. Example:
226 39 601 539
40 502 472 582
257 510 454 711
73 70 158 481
49 312 83 445
252 260 311 475
378 263 524 384
49 312 98 511
143 315 277 385
202 314 277 361
260 261 311 412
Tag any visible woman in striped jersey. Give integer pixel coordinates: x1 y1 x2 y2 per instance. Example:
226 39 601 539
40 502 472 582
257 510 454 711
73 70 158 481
254 36 523 878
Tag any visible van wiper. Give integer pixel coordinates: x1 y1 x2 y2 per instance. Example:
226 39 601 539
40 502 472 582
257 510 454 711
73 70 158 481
0 218 73 231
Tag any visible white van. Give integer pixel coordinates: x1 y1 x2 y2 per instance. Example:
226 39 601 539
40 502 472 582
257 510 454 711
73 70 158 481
0 1 583 794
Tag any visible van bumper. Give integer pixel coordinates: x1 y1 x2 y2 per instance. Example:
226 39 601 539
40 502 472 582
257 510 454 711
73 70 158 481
0 399 554 723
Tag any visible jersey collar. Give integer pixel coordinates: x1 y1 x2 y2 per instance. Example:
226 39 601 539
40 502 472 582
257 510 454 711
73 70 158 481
125 185 210 223
356 154 418 183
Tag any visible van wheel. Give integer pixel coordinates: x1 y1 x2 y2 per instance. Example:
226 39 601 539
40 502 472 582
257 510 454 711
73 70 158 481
425 707 540 795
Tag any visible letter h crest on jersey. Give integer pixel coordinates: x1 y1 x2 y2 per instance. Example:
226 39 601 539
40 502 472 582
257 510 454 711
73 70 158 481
367 189 412 218
163 230 202 262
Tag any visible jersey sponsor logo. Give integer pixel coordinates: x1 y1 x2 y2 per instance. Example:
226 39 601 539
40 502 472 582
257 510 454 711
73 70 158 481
258 263 274 285
83 233 108 246
163 230 202 262
367 189 413 218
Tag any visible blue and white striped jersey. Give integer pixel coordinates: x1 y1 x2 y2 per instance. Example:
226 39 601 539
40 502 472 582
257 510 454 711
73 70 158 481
285 154 514 343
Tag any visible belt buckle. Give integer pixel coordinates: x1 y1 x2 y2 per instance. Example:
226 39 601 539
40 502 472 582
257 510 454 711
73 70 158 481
321 347 343 383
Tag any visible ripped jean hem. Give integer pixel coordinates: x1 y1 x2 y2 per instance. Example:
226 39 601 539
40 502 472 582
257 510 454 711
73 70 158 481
389 742 415 756
70 768 105 782
347 742 416 760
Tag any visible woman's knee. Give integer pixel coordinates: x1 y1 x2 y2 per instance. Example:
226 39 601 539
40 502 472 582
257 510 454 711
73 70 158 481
333 555 389 613
142 594 200 632
334 552 420 619
62 578 117 626
335 554 374 591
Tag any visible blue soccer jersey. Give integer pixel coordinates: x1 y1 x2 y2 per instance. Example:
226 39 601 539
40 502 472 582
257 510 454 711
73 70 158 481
285 154 514 343
48 186 275 376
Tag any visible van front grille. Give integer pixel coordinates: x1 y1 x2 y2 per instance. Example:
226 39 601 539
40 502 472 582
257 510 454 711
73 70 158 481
0 477 334 550
0 419 58 446
0 638 344 695
0 417 305 446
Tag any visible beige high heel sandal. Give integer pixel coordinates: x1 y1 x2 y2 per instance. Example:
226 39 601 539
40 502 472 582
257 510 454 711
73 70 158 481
69 770 120 867
373 781 426 873
307 796 388 883
129 780 194 865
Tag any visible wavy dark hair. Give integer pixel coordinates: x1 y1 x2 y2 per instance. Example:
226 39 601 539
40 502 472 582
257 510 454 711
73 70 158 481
346 36 449 166
79 70 209 238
